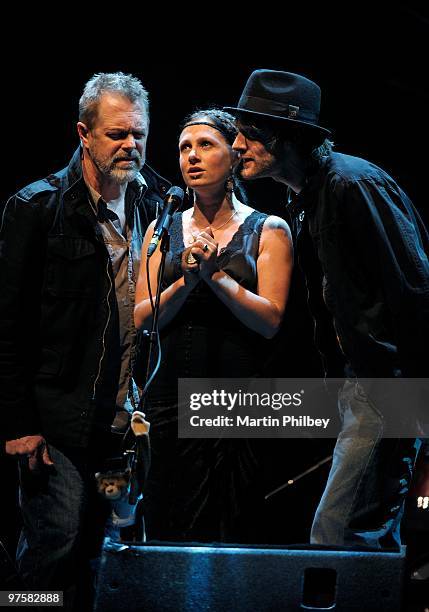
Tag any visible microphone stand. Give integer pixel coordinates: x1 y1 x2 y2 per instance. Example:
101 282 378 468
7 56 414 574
264 455 333 501
141 230 170 411
124 230 171 540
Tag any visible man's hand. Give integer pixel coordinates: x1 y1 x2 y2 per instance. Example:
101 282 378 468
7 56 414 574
5 435 54 471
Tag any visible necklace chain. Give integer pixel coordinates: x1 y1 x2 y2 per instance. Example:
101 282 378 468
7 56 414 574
193 209 237 232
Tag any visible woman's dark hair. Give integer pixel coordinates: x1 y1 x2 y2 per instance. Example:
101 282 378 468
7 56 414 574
180 108 238 145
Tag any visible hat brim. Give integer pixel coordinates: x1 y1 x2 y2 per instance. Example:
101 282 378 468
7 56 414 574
223 106 332 137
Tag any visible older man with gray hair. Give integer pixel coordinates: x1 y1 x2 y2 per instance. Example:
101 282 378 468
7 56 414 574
1 72 169 609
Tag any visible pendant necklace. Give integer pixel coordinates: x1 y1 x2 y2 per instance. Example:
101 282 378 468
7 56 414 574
192 209 237 236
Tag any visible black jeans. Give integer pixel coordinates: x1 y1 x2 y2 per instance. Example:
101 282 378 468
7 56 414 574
17 445 110 611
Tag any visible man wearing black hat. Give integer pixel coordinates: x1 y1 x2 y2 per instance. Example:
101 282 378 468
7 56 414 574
225 69 429 548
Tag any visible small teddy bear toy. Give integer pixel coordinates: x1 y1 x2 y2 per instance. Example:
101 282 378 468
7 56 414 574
95 467 143 536
95 468 131 501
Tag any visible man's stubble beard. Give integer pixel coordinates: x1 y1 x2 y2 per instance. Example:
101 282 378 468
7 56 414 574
237 160 277 182
236 144 290 184
109 165 140 185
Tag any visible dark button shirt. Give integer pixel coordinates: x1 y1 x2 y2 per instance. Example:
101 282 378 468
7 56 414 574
87 175 148 411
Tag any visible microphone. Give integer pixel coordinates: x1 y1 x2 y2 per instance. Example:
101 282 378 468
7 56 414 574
147 186 184 258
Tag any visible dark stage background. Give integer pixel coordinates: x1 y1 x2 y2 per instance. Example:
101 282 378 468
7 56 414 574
2 4 429 560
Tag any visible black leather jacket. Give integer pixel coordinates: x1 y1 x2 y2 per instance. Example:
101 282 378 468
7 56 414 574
0 147 170 447
291 152 429 378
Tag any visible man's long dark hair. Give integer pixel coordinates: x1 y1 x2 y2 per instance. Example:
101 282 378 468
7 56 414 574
237 116 333 173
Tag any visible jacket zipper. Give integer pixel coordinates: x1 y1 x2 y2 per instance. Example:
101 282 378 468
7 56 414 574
295 211 329 381
92 254 113 399
303 270 328 380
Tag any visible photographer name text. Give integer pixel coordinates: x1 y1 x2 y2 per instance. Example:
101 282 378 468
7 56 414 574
189 415 330 429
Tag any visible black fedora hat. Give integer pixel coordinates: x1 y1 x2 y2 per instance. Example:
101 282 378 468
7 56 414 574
224 69 331 137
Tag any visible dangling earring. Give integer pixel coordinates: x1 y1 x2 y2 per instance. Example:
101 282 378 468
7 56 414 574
224 173 234 202
225 175 234 193
186 186 194 204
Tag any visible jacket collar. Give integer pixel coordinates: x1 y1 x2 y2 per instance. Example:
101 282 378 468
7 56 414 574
288 156 330 217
